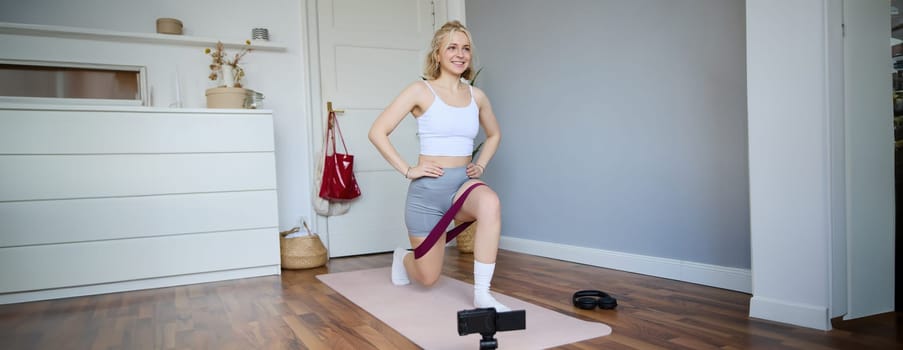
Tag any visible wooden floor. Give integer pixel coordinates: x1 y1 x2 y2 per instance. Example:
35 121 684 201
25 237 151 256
0 248 900 349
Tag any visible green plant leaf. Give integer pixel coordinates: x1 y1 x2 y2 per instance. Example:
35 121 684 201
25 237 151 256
470 67 483 86
472 141 484 158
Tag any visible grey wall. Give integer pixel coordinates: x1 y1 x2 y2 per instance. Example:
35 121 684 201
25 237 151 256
467 0 749 268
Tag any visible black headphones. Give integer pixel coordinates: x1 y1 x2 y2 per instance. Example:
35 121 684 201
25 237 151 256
572 290 618 310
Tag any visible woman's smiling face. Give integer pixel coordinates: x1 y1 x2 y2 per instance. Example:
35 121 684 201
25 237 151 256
438 31 471 76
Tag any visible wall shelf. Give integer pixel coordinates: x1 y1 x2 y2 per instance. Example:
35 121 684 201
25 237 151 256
0 21 286 52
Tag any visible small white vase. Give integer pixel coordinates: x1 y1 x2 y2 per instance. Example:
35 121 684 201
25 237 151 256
221 66 235 87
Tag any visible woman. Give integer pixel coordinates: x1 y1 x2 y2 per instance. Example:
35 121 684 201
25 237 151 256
368 20 509 312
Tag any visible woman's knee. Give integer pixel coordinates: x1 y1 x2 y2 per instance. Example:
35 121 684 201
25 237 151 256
486 192 501 211
421 274 441 287
410 241 444 286
476 191 501 219
415 267 442 286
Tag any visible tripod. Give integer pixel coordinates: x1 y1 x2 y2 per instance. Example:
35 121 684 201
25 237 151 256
479 333 498 350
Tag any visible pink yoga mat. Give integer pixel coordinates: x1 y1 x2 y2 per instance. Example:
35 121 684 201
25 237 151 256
317 267 611 349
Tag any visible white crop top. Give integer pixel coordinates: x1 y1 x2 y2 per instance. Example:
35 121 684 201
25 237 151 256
417 81 479 156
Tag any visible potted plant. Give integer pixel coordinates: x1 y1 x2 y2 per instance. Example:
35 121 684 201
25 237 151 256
204 40 252 108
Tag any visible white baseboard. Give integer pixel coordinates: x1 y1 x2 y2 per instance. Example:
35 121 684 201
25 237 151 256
499 236 752 293
0 265 281 305
749 295 830 330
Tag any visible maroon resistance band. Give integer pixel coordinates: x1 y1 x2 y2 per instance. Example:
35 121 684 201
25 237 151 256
413 182 485 259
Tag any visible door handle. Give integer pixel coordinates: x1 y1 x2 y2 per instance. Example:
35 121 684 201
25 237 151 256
326 101 345 114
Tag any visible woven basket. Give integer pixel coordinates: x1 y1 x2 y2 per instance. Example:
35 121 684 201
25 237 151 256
455 221 476 253
279 227 328 269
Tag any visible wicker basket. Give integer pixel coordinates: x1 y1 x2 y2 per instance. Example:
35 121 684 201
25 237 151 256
279 227 328 269
455 221 476 253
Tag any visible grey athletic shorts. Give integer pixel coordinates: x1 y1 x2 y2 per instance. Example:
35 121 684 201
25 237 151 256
405 166 469 237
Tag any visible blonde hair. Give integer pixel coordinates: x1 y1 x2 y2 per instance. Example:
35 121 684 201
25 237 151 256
423 21 475 81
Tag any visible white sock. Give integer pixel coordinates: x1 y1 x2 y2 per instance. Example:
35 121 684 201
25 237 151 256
473 261 510 312
391 247 410 286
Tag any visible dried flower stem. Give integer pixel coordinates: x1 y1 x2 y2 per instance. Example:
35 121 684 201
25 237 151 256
205 40 252 87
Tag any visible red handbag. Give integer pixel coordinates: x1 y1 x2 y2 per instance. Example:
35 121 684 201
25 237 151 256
318 111 362 201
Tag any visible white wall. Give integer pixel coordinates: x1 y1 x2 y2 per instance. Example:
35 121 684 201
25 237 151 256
747 0 895 330
841 0 895 320
0 0 313 231
746 0 833 330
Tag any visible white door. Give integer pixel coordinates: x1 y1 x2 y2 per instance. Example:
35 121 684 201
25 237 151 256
841 0 895 319
314 0 435 257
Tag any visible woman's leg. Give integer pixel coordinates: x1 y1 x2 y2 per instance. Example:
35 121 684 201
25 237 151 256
453 180 501 263
453 180 509 311
397 169 466 287
397 233 446 286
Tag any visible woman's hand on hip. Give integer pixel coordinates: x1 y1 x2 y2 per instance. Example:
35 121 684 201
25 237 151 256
409 161 444 179
466 163 484 178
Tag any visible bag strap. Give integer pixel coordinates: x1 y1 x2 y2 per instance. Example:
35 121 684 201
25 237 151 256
413 182 485 259
330 111 350 155
323 111 335 156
